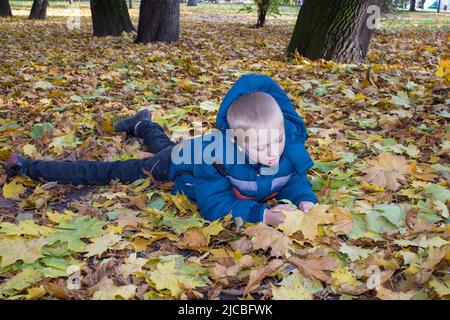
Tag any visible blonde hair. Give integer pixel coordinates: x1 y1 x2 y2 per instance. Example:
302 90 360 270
226 92 284 130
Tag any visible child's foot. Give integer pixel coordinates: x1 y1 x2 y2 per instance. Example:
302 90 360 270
114 110 152 135
5 153 26 177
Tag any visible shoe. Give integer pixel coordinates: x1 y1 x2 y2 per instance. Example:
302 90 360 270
114 110 152 135
6 153 26 177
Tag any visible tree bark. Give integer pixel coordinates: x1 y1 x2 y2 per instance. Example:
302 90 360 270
187 0 197 6
136 0 180 43
287 0 385 63
256 0 270 28
409 0 416 11
0 0 12 17
29 0 49 19
90 0 134 37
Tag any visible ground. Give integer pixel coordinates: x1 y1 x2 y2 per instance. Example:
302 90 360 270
0 3 449 300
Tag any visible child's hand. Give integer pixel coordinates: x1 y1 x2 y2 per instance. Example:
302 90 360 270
298 201 315 213
263 204 296 226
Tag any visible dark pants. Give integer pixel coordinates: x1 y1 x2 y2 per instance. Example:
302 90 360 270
20 121 176 185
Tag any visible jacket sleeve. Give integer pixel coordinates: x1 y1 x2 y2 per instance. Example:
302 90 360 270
193 164 268 223
275 171 318 206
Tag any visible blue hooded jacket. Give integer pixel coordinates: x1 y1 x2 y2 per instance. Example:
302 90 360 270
168 74 317 223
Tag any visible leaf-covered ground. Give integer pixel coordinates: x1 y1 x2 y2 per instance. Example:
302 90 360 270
0 5 449 300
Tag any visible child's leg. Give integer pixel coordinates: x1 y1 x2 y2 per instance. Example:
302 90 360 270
18 148 173 185
135 120 176 154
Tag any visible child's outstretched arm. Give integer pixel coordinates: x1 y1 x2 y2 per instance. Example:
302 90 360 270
9 155 156 186
275 171 318 209
193 164 268 223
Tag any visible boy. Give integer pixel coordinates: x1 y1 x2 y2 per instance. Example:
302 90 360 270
5 74 317 226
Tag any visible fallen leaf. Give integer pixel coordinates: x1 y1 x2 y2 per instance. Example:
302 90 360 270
120 253 148 278
177 229 208 250
362 152 409 191
2 181 26 200
91 278 137 300
244 223 290 257
229 236 253 254
244 259 283 296
85 233 122 257
149 255 207 298
278 205 335 241
0 238 47 268
288 248 337 283
271 272 312 300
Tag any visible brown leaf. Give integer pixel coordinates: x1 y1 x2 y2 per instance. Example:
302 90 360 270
210 264 229 286
127 195 148 211
362 152 409 191
376 287 414 300
288 248 337 283
244 259 283 296
44 281 70 300
331 207 353 234
406 208 436 233
117 208 142 228
244 223 290 257
338 283 369 296
177 229 208 250
209 255 255 287
229 236 253 254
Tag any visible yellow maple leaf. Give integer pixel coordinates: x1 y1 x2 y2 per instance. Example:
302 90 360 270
277 210 303 237
85 233 122 257
23 144 37 157
119 253 148 278
271 273 313 300
201 219 224 245
26 286 46 300
436 57 450 81
278 205 335 241
46 210 75 224
0 238 47 268
2 181 26 200
0 220 54 237
331 268 357 286
149 255 207 298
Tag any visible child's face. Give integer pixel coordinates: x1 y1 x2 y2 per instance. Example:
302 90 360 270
237 126 286 166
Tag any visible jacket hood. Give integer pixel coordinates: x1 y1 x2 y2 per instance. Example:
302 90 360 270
216 74 308 144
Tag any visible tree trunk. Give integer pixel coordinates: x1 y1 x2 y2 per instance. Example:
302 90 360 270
136 0 180 43
0 0 12 17
287 0 384 64
256 0 270 28
90 0 134 37
409 0 416 11
29 0 49 19
187 0 197 6
129 0 133 9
